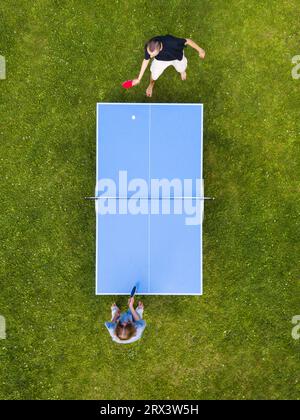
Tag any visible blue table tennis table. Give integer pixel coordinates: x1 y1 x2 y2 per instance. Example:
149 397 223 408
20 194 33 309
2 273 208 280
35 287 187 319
95 103 204 295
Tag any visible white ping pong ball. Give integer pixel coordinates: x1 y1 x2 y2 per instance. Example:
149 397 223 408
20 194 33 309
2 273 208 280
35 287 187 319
132 115 136 120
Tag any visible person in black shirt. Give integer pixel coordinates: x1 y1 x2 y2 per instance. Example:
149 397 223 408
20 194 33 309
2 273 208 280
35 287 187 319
132 34 205 97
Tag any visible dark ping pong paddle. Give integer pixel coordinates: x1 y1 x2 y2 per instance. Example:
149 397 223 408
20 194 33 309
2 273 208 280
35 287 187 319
130 286 137 297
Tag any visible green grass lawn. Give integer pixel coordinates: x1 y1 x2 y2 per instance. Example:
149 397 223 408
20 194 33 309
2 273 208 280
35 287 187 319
0 0 299 400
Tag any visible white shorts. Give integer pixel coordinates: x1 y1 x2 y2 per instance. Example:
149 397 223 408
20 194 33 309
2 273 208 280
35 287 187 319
150 53 188 81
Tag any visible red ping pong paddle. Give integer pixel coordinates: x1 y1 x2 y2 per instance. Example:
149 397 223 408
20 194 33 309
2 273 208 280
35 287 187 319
122 80 134 89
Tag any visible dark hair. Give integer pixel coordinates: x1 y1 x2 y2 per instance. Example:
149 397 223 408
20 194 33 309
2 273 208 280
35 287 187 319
115 323 136 341
147 38 161 53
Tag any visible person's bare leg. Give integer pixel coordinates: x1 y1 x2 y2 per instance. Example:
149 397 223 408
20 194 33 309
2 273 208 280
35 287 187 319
146 76 155 97
136 301 144 320
181 71 187 81
111 303 120 322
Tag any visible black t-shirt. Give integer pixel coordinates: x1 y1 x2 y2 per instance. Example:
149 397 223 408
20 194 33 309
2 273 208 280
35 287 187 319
144 34 187 61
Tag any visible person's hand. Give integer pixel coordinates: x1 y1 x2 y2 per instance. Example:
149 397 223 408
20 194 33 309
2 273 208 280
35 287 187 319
199 49 205 59
128 297 135 308
132 78 140 86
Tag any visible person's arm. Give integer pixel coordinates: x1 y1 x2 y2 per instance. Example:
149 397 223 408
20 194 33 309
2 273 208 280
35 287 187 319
132 59 150 85
104 322 117 340
128 297 141 321
185 39 206 59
